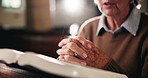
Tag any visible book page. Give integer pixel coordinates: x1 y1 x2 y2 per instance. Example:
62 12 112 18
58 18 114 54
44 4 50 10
18 53 128 78
0 48 24 64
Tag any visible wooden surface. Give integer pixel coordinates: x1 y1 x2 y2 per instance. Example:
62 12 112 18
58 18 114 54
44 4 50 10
0 63 65 78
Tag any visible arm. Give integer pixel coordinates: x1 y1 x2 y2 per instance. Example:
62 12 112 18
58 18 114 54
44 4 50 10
141 53 148 78
141 37 148 78
78 24 126 74
57 36 110 68
57 36 125 73
73 36 125 74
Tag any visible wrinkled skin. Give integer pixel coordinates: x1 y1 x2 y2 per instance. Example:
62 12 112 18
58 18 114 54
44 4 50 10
57 36 110 68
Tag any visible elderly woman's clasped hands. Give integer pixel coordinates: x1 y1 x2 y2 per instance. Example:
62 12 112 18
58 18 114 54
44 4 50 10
57 36 110 69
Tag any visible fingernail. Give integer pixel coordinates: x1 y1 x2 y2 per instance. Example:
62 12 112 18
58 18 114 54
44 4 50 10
81 62 86 66
61 59 65 62
83 53 87 58
56 50 60 54
58 43 61 47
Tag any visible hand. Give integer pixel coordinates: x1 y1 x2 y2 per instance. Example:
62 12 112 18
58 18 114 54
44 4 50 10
57 36 110 69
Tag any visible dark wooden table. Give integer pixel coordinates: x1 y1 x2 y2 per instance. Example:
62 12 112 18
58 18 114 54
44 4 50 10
0 62 65 78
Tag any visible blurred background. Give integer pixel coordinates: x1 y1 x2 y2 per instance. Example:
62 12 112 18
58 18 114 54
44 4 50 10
0 0 147 58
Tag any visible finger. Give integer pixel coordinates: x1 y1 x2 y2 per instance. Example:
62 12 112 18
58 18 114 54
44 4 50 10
58 38 73 47
56 49 74 56
75 36 93 49
57 55 65 61
63 55 87 66
64 42 87 59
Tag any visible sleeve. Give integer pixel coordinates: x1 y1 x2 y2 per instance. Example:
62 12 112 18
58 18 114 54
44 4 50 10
104 35 148 78
78 20 87 38
141 53 148 78
141 36 148 78
78 20 94 40
103 59 125 74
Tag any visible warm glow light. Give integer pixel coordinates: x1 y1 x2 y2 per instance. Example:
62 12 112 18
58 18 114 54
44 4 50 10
63 0 83 13
72 70 78 76
69 24 79 36
2 0 21 8
136 4 142 10
11 0 21 8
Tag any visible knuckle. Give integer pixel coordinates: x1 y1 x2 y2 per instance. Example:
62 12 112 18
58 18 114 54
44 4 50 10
65 48 71 53
56 50 60 55
58 56 62 60
66 55 71 58
82 41 88 45
68 42 75 48
68 38 72 42
64 55 71 61
76 36 81 39
86 40 93 44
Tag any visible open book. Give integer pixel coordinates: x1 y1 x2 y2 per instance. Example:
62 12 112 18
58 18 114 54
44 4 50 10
0 48 128 78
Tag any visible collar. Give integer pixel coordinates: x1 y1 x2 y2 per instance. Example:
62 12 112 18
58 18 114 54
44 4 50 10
97 7 141 36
